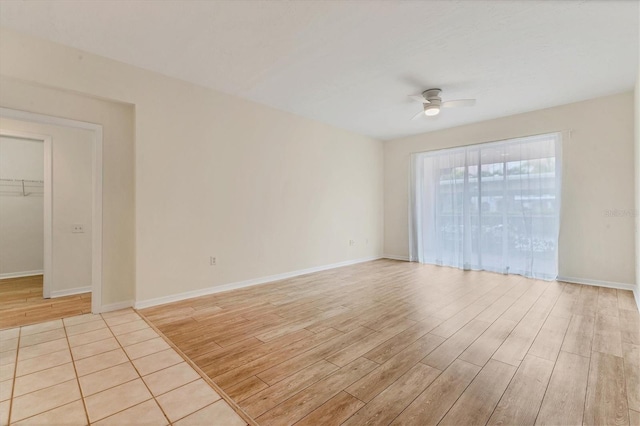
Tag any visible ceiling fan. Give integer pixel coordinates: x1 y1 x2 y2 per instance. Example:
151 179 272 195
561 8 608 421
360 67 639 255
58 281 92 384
409 88 476 119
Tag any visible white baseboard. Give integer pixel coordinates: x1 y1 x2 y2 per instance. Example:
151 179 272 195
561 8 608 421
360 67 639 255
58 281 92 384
50 286 91 298
135 255 383 310
100 300 134 313
383 254 410 261
0 270 44 280
556 276 636 292
557 275 639 312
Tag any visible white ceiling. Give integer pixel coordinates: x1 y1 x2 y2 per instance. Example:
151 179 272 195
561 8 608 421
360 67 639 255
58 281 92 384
0 1 637 141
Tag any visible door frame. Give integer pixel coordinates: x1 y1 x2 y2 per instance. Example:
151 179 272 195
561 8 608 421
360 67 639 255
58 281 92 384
0 129 52 297
1 107 104 313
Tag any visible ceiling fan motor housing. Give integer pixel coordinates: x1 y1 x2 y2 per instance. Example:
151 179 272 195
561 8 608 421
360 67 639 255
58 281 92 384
422 88 442 104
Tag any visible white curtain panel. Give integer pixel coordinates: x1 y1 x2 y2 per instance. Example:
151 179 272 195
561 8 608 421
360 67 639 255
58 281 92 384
409 133 562 280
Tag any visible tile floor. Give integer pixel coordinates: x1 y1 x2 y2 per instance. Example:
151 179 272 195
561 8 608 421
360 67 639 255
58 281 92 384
0 309 248 425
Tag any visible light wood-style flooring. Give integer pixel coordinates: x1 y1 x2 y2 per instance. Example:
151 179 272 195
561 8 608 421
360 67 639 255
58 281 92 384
0 275 91 329
140 259 640 426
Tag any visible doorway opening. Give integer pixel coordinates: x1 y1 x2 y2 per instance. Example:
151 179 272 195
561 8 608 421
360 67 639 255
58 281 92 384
0 107 103 327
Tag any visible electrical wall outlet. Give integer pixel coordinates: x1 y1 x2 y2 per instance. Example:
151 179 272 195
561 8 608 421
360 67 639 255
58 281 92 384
349 239 356 246
209 256 216 266
72 224 84 233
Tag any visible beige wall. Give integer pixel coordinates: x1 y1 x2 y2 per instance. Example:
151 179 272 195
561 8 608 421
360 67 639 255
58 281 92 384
0 118 94 295
636 65 640 293
0 135 43 276
385 92 636 286
5 26 630 305
0 28 384 306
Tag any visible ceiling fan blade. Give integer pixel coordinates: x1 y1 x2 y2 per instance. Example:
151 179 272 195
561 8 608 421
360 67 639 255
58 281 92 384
442 99 476 108
411 109 425 120
409 95 430 103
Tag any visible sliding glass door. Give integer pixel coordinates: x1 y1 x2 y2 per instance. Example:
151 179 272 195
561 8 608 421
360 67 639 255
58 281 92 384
409 133 562 280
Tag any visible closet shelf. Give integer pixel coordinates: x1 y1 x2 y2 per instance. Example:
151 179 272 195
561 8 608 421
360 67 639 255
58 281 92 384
0 178 45 197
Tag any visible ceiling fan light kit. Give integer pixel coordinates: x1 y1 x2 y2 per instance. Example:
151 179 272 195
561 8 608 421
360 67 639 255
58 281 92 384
424 104 441 116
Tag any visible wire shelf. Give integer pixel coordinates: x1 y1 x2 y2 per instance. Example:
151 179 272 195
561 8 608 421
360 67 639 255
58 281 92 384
0 178 45 197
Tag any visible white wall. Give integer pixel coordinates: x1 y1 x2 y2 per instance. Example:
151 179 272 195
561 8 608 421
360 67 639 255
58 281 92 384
385 92 635 287
0 28 384 306
50 123 92 295
0 135 43 276
0 118 93 295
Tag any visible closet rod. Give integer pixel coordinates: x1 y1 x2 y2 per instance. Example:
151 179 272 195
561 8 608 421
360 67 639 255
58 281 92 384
0 178 44 183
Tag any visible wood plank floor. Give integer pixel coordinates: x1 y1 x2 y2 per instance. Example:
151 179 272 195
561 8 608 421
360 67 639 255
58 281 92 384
140 259 640 426
0 275 91 329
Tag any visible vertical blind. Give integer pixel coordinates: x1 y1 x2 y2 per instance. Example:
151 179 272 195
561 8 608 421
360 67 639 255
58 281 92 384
409 133 562 280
